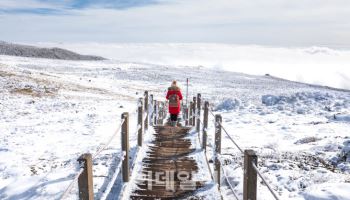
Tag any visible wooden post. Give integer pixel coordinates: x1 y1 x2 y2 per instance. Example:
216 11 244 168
157 102 162 125
137 98 144 147
161 102 165 124
78 153 94 200
144 91 149 112
185 107 189 126
196 93 201 133
144 91 149 130
149 94 154 105
186 78 189 107
163 102 166 124
189 101 193 126
159 102 165 125
153 100 157 125
243 150 257 200
214 114 222 186
121 112 129 182
150 95 154 125
149 94 154 119
162 103 165 124
193 97 196 127
202 101 209 151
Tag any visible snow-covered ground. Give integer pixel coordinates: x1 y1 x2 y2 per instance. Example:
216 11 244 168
0 51 349 200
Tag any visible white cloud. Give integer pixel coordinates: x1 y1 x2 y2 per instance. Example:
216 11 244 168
0 0 350 46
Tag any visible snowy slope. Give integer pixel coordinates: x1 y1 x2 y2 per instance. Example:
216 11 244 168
0 53 349 200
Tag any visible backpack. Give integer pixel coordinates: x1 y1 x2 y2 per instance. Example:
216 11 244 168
169 94 179 108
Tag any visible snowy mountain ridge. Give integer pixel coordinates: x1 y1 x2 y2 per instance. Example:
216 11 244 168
0 41 105 61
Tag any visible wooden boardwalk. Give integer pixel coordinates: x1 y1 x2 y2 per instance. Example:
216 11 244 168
129 124 214 199
62 91 278 200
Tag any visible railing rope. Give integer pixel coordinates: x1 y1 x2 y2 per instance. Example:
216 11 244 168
99 153 125 200
251 161 280 200
60 92 281 200
92 118 125 160
209 110 244 154
61 116 126 200
60 168 84 199
60 91 158 200
208 106 280 200
221 164 240 200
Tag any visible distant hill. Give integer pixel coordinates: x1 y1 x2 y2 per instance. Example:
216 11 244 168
0 41 106 61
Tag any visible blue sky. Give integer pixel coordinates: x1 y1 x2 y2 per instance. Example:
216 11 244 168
0 0 349 47
69 0 161 9
0 0 162 14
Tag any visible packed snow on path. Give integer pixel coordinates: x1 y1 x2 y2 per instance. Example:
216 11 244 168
0 53 349 200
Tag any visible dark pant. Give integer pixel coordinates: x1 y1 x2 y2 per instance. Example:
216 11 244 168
170 114 178 122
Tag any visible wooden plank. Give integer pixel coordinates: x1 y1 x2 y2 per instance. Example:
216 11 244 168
130 125 205 199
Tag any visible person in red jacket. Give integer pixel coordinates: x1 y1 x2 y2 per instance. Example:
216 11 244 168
166 80 183 126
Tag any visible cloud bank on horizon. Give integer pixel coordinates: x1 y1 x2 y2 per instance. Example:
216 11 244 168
36 42 350 90
0 0 350 47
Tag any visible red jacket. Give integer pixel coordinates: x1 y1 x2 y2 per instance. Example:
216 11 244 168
166 86 183 114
